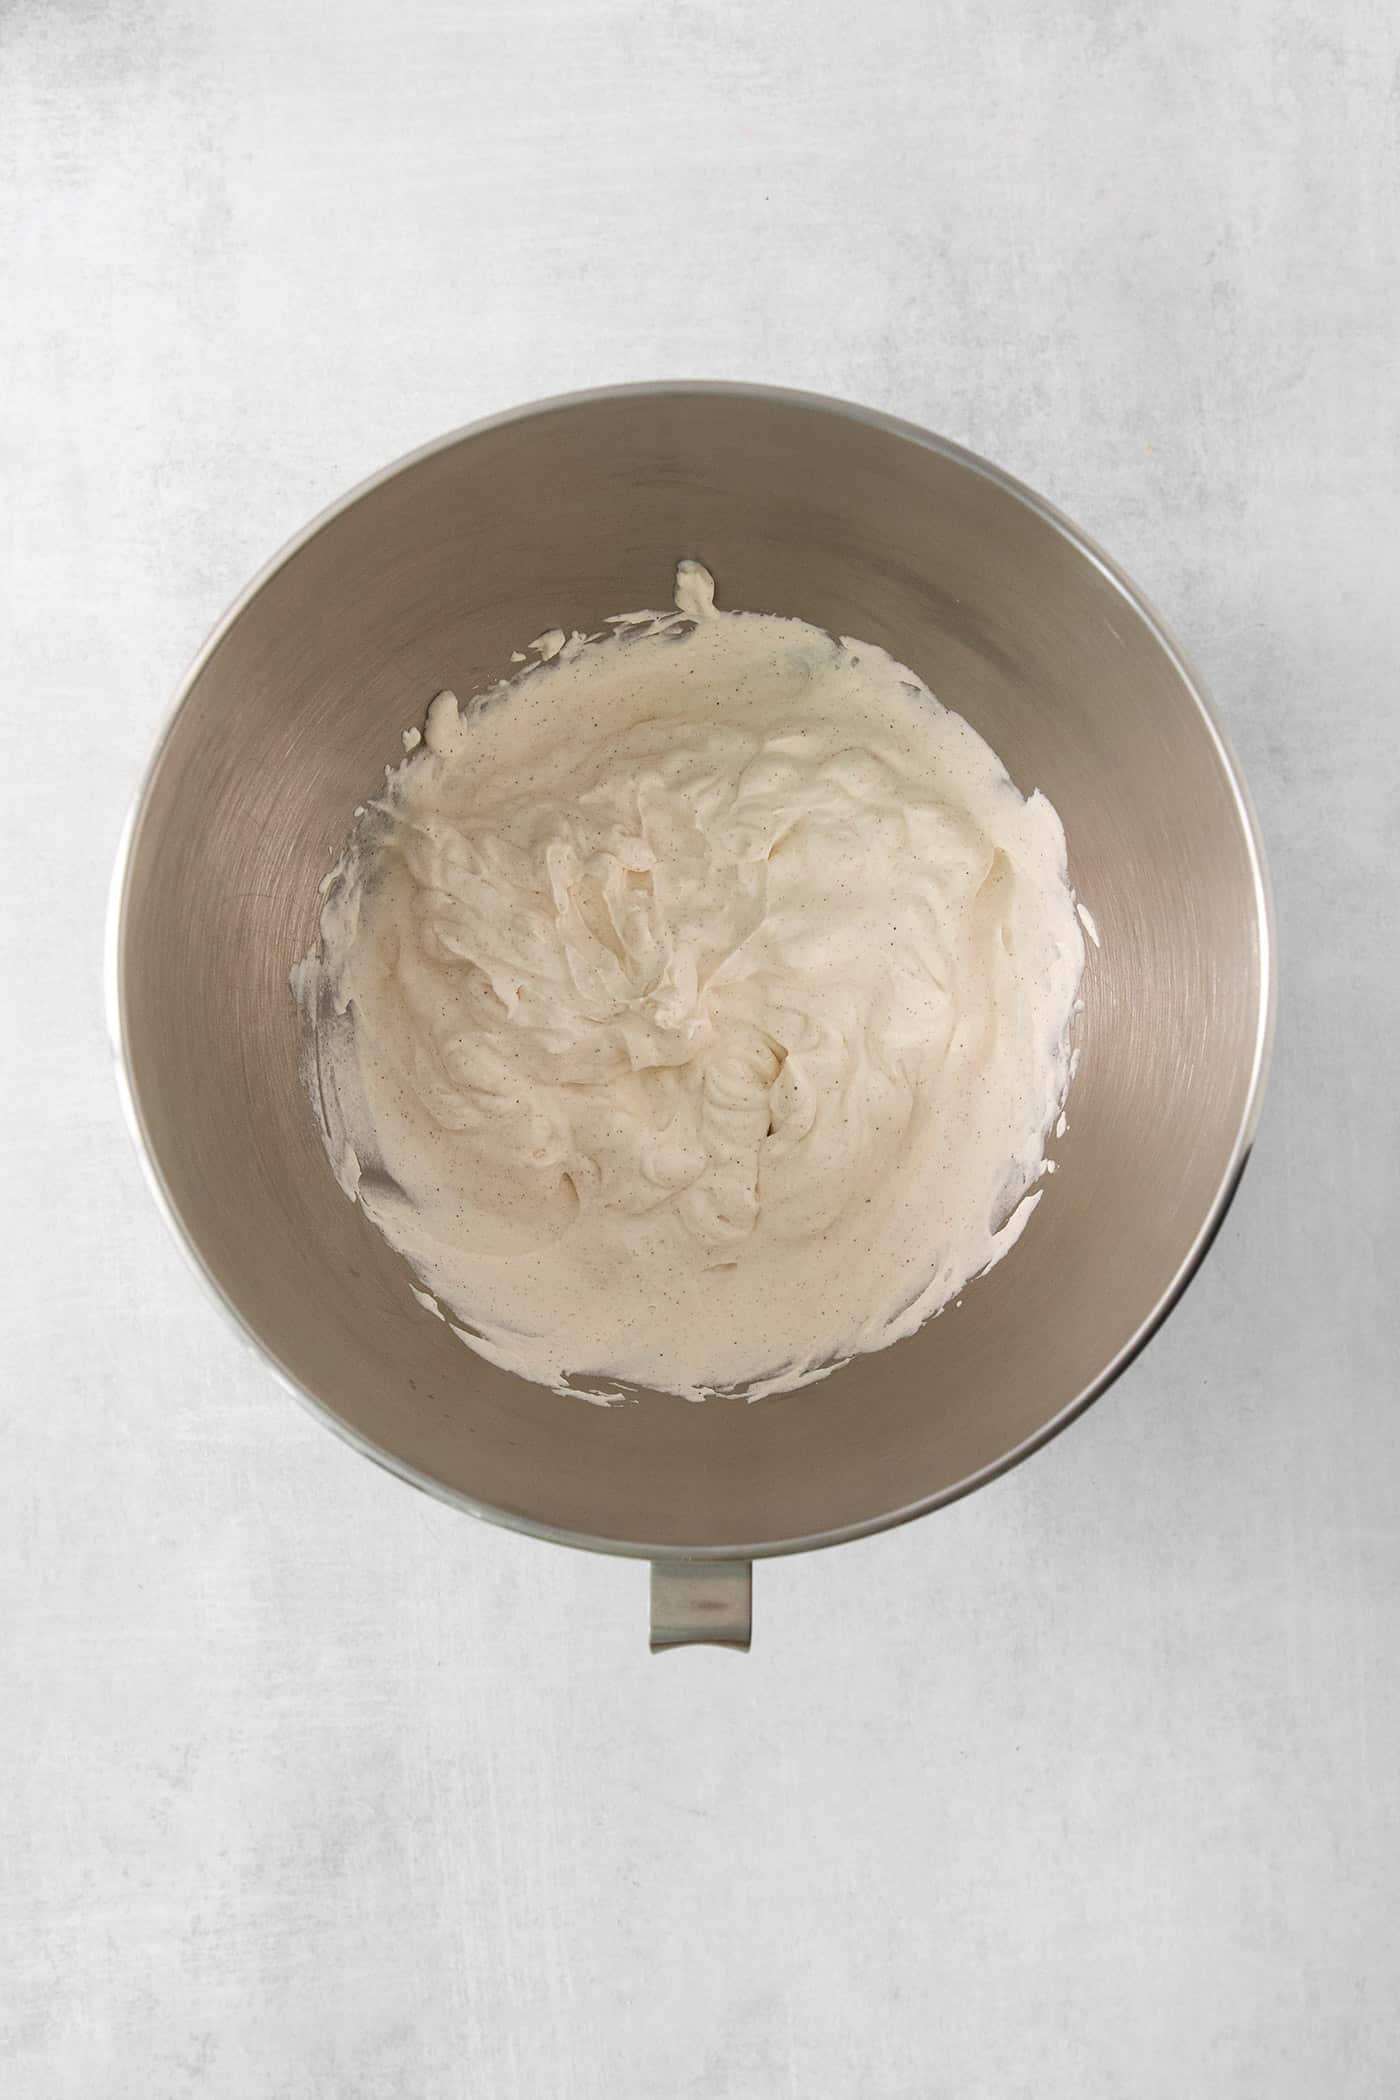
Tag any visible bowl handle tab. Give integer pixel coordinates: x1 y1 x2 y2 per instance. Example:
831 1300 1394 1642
649 1559 752 1653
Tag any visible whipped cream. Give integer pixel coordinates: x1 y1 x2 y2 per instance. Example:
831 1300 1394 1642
295 564 1085 1403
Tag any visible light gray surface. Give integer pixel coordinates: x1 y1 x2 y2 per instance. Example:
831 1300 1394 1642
2 1 1396 2094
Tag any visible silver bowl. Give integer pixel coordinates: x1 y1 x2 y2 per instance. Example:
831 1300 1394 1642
109 384 1274 1647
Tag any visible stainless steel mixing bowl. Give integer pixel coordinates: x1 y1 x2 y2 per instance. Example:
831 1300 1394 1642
109 384 1273 1647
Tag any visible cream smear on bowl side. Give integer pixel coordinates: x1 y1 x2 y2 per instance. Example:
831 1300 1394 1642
293 562 1087 1404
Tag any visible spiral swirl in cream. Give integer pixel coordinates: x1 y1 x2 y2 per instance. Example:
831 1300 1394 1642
296 563 1085 1402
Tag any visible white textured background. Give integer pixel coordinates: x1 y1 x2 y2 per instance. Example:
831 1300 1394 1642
4 2 1399 2094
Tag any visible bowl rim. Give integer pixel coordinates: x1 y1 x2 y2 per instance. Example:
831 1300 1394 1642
106 379 1278 1562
